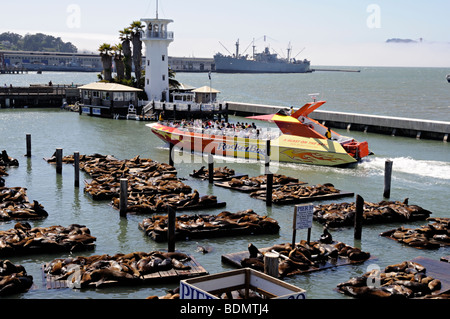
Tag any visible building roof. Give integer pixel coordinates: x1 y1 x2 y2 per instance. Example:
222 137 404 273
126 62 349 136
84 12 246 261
192 86 221 94
79 82 142 92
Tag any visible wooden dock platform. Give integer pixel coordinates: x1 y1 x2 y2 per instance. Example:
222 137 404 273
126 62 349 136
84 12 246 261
215 181 308 193
42 256 208 290
222 245 371 277
252 191 355 205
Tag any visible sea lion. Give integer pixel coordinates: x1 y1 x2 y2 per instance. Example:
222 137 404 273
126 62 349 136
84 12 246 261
248 243 263 258
319 226 333 244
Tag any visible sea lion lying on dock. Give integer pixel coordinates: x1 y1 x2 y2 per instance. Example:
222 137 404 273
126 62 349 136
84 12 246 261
0 260 33 296
140 210 280 241
314 200 432 227
0 223 96 255
240 240 370 277
0 187 49 221
250 184 339 202
229 174 299 188
192 166 236 179
0 150 19 168
337 260 442 299
380 217 450 249
45 250 192 289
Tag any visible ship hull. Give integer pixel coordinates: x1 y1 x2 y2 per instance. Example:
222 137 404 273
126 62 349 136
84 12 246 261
148 123 359 167
214 56 311 74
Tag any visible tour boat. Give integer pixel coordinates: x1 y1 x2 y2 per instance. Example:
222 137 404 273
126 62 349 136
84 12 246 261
147 101 370 167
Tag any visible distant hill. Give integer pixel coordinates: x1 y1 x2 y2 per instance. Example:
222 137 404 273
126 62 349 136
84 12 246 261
386 38 419 44
0 32 78 53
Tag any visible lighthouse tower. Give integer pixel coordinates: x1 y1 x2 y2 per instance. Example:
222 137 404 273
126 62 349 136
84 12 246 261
141 10 174 102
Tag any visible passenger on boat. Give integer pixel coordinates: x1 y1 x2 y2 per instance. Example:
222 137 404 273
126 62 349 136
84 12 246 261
326 127 332 140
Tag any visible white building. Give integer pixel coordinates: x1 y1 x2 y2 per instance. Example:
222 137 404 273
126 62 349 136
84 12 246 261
141 16 174 102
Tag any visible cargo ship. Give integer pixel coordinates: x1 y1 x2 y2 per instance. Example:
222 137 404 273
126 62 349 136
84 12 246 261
214 39 311 74
147 100 370 167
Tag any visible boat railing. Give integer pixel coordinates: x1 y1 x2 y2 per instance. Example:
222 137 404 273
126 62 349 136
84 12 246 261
170 124 282 140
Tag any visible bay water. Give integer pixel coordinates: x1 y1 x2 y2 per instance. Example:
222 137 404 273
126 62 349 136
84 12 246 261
0 67 449 299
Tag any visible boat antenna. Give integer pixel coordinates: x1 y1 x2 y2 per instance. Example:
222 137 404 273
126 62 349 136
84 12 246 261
156 0 159 18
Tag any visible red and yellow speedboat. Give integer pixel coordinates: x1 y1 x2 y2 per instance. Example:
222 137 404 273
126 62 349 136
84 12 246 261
147 101 370 167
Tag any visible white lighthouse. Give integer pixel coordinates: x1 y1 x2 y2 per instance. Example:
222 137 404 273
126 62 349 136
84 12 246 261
141 10 174 102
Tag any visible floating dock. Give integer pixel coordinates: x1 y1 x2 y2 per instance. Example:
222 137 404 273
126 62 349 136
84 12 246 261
222 245 371 277
226 101 450 142
42 256 208 290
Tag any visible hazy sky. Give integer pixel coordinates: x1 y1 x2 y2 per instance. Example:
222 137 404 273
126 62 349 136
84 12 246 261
1 0 449 67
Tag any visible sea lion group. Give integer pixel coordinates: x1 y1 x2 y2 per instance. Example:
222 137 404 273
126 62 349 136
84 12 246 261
0 260 33 296
314 199 432 227
0 222 96 256
337 260 442 298
250 183 340 203
229 174 299 188
0 187 48 221
114 190 220 214
44 251 192 288
139 209 280 242
0 150 19 188
47 153 223 214
241 240 370 278
192 166 236 180
380 217 450 249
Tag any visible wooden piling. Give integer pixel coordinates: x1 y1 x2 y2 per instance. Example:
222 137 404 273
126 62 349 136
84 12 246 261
56 148 63 174
208 153 214 184
25 134 31 157
384 160 393 198
266 173 273 207
265 140 271 172
354 195 364 240
264 252 279 278
119 178 128 218
74 152 80 188
168 205 176 253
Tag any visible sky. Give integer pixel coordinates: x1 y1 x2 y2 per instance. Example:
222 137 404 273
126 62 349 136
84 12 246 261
1 0 450 67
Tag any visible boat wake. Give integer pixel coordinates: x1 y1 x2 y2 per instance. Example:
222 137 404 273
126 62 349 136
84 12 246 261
360 156 450 182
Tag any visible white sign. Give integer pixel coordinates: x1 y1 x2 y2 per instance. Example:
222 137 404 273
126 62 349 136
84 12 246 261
294 204 314 230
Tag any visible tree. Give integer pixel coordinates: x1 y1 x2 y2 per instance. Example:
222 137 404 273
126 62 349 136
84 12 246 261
119 28 133 80
169 68 181 89
130 21 144 88
98 43 113 82
112 44 125 81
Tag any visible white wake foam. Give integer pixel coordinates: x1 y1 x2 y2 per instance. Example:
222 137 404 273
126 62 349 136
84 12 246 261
360 156 450 181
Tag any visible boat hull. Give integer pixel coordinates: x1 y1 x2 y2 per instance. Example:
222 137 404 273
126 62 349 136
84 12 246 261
148 123 359 167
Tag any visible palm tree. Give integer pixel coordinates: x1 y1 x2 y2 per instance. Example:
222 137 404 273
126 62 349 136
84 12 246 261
119 28 133 80
169 67 181 89
98 43 113 82
130 21 144 88
112 44 125 81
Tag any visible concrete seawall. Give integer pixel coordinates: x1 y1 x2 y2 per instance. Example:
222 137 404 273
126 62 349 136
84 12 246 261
226 101 450 142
